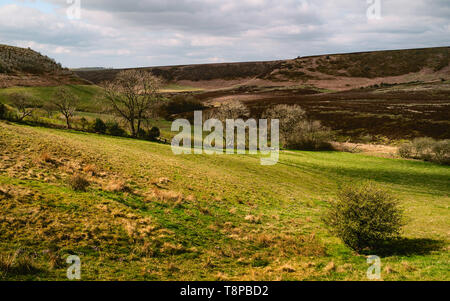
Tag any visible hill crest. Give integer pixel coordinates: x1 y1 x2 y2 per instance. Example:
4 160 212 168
0 44 89 88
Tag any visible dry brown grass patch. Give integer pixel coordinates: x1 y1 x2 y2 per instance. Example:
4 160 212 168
199 206 211 215
244 215 261 224
161 242 187 255
0 250 41 276
0 187 13 200
68 174 90 191
324 261 336 273
249 232 326 257
280 264 296 273
185 195 196 202
151 189 184 204
103 179 130 193
82 164 97 176
36 152 54 164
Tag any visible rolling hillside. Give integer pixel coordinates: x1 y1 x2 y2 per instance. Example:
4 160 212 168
0 44 89 88
75 47 450 90
0 121 449 280
1 45 449 140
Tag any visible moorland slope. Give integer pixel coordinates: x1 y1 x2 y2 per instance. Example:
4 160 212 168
0 121 449 280
0 44 89 88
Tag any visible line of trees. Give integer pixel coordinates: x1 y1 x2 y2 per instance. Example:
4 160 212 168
0 69 164 141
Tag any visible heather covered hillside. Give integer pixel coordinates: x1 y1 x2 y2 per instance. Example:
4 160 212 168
0 45 89 88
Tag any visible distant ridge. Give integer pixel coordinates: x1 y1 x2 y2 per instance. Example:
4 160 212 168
74 46 449 85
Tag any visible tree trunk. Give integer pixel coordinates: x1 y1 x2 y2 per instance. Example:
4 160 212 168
130 119 136 137
137 119 142 136
66 116 71 129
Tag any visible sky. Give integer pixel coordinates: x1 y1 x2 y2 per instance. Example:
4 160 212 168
0 0 449 68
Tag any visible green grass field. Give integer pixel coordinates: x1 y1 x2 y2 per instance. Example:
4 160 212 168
0 121 448 280
0 85 104 112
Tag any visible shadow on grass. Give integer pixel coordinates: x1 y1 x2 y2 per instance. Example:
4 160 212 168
363 238 446 257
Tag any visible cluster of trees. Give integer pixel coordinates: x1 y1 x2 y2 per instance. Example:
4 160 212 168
399 137 450 165
207 101 333 150
0 69 163 141
0 87 80 129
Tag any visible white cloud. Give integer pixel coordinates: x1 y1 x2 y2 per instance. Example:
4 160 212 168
0 0 448 68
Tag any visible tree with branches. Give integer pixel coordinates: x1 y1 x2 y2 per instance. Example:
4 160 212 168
101 70 162 137
8 92 38 121
51 87 79 129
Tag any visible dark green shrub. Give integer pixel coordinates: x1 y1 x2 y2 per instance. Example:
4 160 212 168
148 127 160 140
106 121 127 137
79 117 88 130
324 182 404 251
93 118 107 134
0 103 6 119
69 174 90 192
137 127 160 141
137 128 147 139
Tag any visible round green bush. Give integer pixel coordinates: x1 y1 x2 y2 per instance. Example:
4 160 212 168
92 118 107 134
106 121 127 137
324 181 405 251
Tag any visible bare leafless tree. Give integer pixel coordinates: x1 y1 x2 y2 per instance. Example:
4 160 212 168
101 70 162 137
51 87 79 129
210 100 250 121
8 92 37 121
263 104 306 145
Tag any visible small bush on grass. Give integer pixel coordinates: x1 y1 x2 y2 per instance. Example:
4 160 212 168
412 137 435 161
323 181 405 252
287 120 333 150
138 127 160 141
69 174 90 192
398 137 450 165
79 117 89 130
263 104 332 150
432 140 450 165
92 118 107 134
106 121 127 137
148 127 160 140
398 142 414 158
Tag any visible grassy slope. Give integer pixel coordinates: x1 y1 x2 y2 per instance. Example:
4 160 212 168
0 85 104 112
0 121 449 280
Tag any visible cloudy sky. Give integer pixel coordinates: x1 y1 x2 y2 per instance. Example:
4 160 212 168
0 0 448 68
